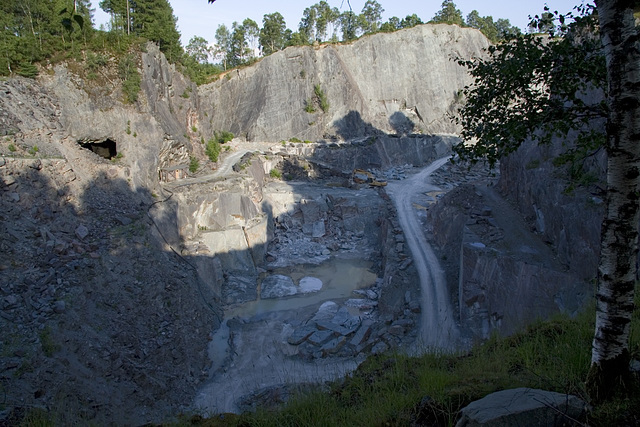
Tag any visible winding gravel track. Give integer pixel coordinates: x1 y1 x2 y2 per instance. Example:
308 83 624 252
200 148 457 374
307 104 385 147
385 157 460 352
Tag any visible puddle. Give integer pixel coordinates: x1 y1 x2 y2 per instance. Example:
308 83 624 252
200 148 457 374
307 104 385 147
224 258 378 319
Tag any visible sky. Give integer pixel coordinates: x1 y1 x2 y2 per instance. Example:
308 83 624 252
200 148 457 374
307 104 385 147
91 0 587 47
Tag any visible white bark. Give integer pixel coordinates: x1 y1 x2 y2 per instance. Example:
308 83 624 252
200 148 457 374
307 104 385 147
590 0 640 375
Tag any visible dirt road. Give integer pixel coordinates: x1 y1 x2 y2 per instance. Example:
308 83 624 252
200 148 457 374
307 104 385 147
385 157 460 351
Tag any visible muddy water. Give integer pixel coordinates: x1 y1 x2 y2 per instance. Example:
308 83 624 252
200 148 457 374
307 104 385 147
226 258 378 318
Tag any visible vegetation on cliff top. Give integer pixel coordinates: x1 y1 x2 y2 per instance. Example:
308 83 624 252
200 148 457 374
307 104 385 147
1 1 518 84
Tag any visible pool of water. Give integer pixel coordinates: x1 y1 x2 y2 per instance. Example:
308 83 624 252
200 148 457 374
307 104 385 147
224 258 378 319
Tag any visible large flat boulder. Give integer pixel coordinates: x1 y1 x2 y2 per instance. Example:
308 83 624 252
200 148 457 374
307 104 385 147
260 274 297 299
456 388 586 427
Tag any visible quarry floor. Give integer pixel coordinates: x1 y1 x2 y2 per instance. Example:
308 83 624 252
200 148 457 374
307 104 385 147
190 147 458 414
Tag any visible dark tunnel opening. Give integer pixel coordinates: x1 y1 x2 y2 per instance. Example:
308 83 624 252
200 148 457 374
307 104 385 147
78 138 118 159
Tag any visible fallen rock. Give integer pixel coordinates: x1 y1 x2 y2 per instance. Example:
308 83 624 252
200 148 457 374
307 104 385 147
53 300 66 313
287 326 316 345
455 388 586 427
75 224 89 240
311 301 339 322
307 330 334 346
260 274 297 299
299 276 323 293
345 298 378 310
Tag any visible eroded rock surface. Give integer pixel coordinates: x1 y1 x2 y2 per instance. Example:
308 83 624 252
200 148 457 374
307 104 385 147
198 25 489 141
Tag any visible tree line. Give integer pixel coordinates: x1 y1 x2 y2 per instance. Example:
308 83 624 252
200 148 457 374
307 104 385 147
0 0 519 81
0 0 183 77
193 0 521 70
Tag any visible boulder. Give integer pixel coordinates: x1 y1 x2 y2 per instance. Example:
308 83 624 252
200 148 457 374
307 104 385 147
299 276 323 293
260 275 297 299
456 388 586 427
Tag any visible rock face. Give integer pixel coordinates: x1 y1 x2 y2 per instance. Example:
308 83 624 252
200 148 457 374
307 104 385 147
0 46 220 425
498 138 606 281
426 161 592 341
456 388 586 426
198 24 489 141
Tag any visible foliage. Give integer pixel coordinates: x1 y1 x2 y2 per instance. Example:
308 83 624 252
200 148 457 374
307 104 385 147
314 84 329 112
17 63 39 78
339 11 364 42
463 11 521 42
0 0 94 76
361 0 384 34
189 156 199 173
260 13 287 56
118 53 141 104
304 99 316 113
185 36 212 64
101 0 183 62
452 8 606 168
214 24 231 69
269 168 282 179
39 326 59 357
86 52 108 71
213 130 234 144
431 0 464 26
205 138 220 162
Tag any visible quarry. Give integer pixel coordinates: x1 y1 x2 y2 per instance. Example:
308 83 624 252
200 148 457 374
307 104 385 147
0 24 604 424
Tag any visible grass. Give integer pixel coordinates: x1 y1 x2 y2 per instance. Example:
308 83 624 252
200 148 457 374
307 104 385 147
184 292 640 427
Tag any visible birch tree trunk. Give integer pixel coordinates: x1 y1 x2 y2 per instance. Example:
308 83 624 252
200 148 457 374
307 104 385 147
587 0 640 401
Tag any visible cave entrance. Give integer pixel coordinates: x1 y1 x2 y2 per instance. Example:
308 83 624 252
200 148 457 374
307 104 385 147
78 138 118 159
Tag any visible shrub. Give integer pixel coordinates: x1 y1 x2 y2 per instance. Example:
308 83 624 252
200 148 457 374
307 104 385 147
8 143 16 152
189 156 199 173
205 138 221 162
289 137 302 143
214 130 234 144
28 146 39 156
86 52 108 71
118 54 141 104
17 63 38 78
270 169 282 179
314 84 329 112
304 99 316 113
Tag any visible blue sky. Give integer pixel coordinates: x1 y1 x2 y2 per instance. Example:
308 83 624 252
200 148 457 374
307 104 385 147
91 0 587 46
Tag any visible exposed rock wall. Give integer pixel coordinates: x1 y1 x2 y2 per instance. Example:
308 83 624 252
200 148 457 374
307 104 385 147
0 47 221 424
198 24 489 142
498 139 606 281
426 162 592 342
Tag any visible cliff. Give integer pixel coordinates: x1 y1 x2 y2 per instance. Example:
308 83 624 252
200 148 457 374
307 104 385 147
197 24 489 142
